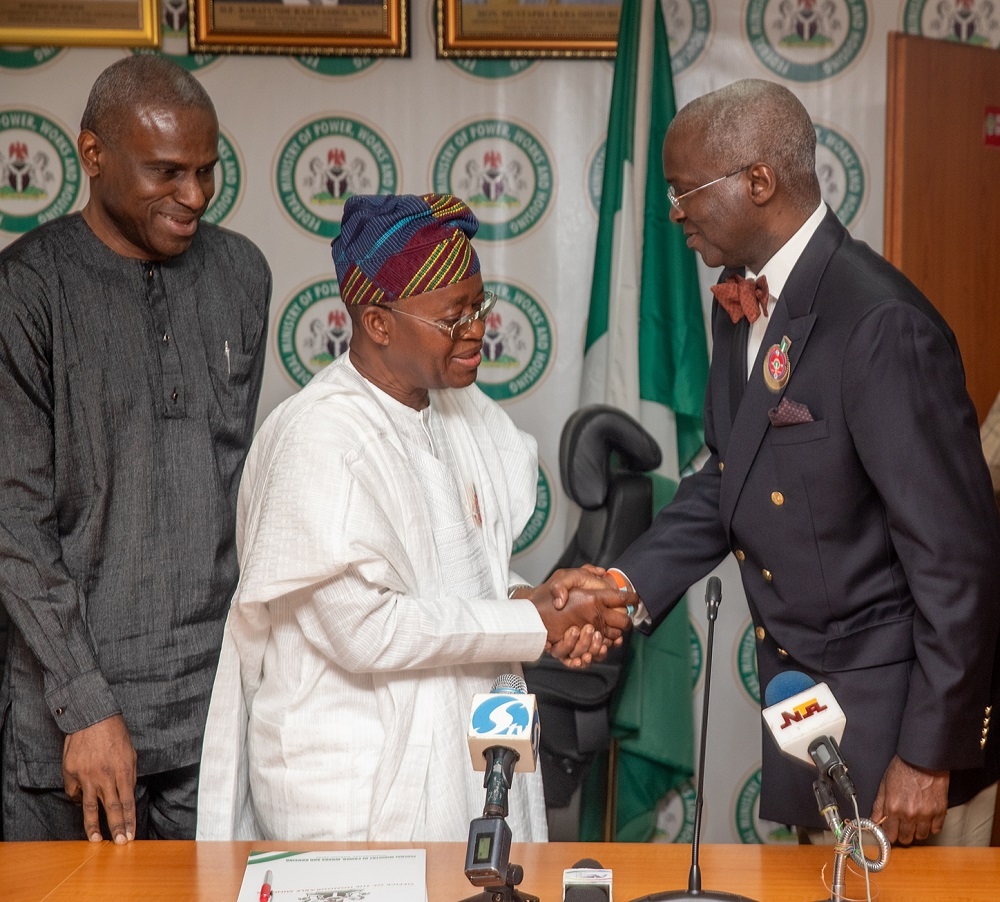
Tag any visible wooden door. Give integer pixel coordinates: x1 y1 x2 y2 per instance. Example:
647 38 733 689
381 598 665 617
885 32 1000 424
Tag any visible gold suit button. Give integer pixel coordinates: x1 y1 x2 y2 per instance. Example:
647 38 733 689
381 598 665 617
777 648 790 660
719 461 725 472
981 737 988 749
771 491 784 506
735 549 746 562
755 626 765 641
762 569 773 582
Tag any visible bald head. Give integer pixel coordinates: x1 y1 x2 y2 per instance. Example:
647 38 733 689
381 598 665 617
671 79 821 213
81 55 216 145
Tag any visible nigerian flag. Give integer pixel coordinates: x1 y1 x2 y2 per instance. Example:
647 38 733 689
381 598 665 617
578 0 706 842
582 0 708 477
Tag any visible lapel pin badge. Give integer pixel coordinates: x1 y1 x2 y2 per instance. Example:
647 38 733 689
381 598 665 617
763 335 792 392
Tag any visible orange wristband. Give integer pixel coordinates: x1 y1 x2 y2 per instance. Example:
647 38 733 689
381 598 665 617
608 569 629 595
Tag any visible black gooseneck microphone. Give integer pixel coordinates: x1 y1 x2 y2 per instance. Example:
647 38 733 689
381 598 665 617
627 577 759 902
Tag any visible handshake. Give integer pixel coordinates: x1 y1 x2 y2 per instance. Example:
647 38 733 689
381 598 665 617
510 565 639 669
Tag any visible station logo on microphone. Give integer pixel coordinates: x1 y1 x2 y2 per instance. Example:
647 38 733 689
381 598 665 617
471 694 533 738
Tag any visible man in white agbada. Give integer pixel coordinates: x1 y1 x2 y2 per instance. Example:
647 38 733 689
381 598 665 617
197 193 631 841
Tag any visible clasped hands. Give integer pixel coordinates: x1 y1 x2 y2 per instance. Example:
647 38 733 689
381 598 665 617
513 564 637 669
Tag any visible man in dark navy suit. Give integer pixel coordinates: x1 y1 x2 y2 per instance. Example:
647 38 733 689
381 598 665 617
612 78 1000 845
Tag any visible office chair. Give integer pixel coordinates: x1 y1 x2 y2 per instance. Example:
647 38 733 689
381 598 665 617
522 404 661 826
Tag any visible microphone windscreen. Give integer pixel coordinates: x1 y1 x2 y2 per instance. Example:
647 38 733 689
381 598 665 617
490 673 527 694
572 859 604 869
763 669 815 707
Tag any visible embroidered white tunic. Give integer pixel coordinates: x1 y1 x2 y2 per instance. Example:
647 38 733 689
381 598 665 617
197 353 549 841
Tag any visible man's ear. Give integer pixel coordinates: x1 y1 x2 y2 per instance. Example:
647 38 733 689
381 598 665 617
77 129 103 178
747 162 777 206
359 305 392 347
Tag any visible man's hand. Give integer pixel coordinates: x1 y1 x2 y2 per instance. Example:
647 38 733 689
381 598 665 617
547 623 607 669
871 754 949 844
62 714 137 844
529 567 631 650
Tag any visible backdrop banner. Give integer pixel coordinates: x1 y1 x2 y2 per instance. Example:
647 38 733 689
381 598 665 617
2 0 989 842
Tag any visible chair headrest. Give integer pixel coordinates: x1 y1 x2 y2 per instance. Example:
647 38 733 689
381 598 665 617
559 404 662 510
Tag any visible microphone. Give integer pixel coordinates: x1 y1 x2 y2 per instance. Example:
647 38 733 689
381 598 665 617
627 577 757 902
467 673 540 818
563 858 612 901
461 675 540 902
761 670 856 801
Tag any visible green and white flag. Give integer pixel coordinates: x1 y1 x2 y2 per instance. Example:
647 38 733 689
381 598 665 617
578 0 705 843
582 0 708 478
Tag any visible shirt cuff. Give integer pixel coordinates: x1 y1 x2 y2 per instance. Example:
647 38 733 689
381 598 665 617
607 567 651 628
45 669 121 735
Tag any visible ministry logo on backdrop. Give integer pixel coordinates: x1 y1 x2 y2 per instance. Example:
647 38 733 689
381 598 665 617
814 123 866 228
432 119 554 241
587 139 606 217
736 621 761 706
666 0 712 74
0 109 80 235
656 780 698 843
903 0 1000 46
295 55 377 77
276 115 399 241
746 0 869 82
450 58 535 80
203 130 244 226
512 463 552 556
276 278 351 388
475 281 553 401
0 46 63 71
734 768 798 844
689 619 704 688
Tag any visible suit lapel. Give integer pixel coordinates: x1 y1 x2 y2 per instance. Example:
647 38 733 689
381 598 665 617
719 208 844 532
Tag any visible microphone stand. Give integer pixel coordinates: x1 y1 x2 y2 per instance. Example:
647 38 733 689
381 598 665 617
459 748 538 902
628 577 758 902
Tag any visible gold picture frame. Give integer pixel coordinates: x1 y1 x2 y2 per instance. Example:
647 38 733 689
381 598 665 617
436 0 620 59
188 0 409 57
0 0 161 47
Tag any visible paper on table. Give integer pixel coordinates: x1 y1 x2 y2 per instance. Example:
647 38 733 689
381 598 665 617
236 849 427 902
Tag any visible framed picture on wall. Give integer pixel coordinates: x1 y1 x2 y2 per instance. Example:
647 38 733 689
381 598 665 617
0 0 160 47
188 0 409 56
435 0 620 59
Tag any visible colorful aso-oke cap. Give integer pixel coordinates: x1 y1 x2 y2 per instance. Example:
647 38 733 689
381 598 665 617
331 193 481 306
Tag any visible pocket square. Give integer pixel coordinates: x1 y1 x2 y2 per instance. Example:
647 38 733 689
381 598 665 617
768 397 814 426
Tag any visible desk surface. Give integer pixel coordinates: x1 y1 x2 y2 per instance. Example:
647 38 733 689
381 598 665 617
5 840 1000 902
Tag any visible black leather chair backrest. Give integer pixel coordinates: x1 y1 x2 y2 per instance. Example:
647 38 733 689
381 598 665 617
523 404 661 809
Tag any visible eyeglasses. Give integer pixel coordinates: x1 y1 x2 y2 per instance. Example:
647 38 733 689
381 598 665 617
381 290 498 341
667 165 751 212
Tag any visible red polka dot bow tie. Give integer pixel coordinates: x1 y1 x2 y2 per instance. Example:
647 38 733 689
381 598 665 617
711 273 770 324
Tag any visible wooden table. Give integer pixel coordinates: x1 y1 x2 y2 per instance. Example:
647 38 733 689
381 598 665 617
6 840 1000 901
